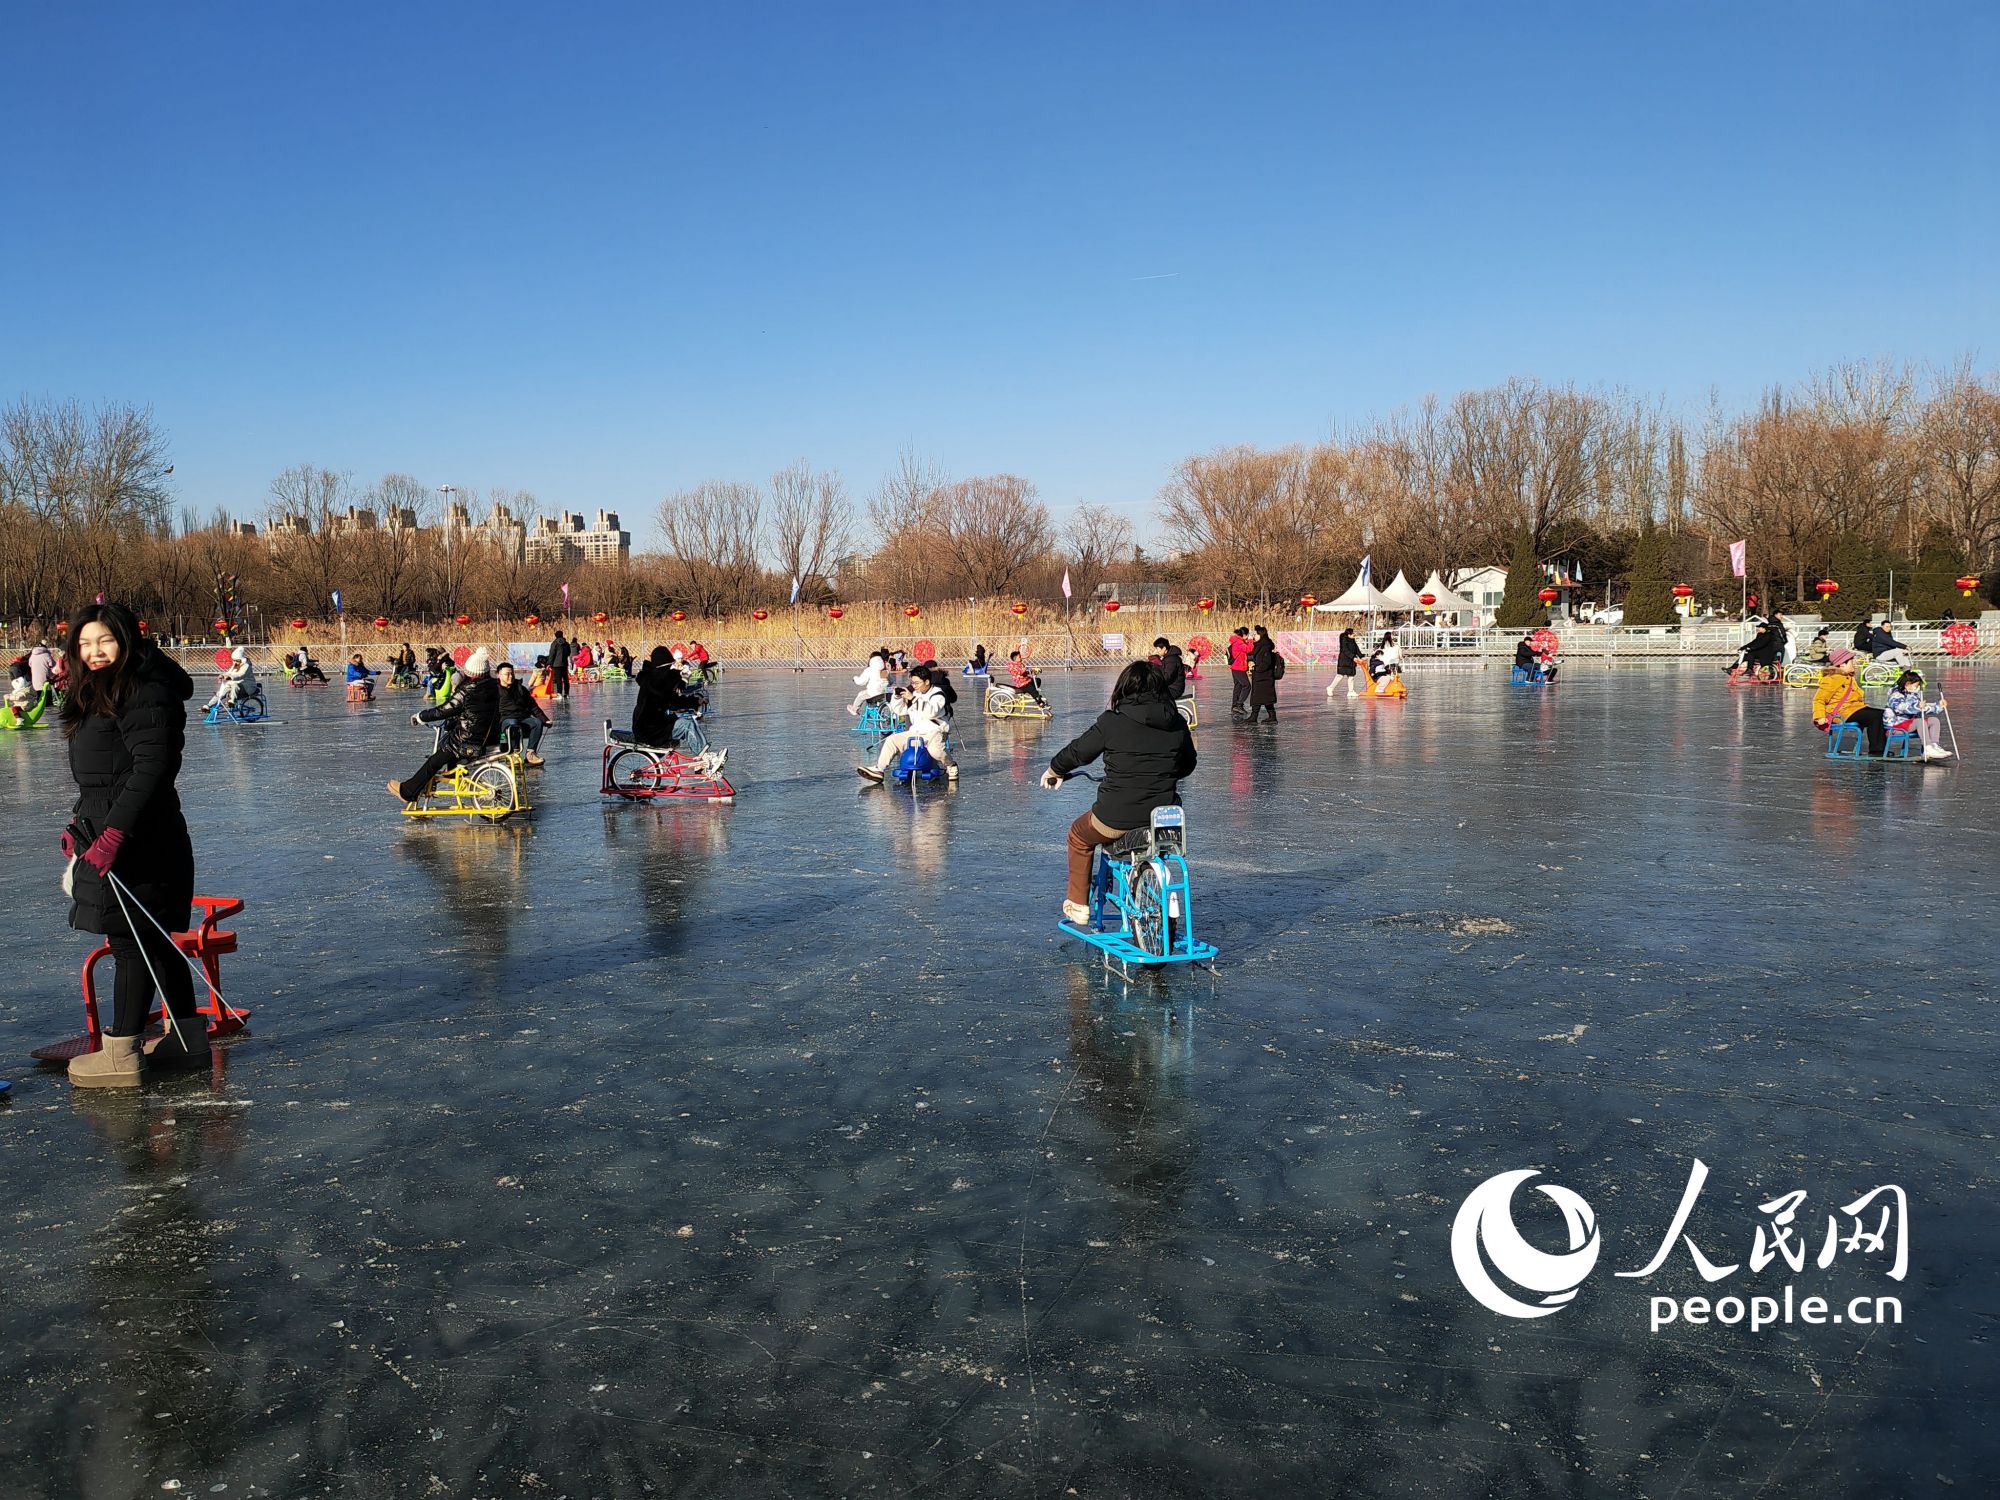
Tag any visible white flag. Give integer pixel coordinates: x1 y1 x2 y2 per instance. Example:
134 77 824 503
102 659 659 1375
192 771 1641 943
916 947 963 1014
1060 570 1072 600
788 574 801 605
1729 540 1747 579
1358 554 1372 590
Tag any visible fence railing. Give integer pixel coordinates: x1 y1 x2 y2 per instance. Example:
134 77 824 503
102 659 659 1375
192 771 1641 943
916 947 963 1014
151 615 1998 678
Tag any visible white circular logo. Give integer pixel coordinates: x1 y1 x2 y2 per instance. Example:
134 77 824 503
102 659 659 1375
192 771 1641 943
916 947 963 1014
1451 1168 1600 1319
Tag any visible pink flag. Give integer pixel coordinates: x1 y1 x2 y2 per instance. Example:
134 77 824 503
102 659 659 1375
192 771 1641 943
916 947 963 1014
1060 569 1072 600
560 582 571 610
1728 540 1747 579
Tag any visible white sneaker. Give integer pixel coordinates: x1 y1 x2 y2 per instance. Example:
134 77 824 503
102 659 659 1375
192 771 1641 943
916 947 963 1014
705 748 727 774
1062 900 1091 926
1924 744 1952 761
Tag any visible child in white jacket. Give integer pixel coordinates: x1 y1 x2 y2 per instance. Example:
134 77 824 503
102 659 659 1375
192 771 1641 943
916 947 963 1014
847 651 889 715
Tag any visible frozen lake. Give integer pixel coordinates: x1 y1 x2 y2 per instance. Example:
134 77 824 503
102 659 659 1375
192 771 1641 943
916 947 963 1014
2 660 1995 1498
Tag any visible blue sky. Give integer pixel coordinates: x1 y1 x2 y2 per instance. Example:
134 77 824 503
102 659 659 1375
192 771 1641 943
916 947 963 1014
3 2 1995 546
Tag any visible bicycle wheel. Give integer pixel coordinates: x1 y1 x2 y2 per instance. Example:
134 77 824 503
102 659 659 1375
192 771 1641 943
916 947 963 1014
605 748 660 797
237 695 267 722
469 762 516 819
1131 861 1170 957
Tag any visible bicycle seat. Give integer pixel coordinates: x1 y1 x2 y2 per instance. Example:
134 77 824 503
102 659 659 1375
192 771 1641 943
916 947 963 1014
1107 828 1154 859
607 727 635 743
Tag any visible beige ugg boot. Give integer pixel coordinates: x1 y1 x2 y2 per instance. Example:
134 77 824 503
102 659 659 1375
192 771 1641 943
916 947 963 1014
68 1032 143 1088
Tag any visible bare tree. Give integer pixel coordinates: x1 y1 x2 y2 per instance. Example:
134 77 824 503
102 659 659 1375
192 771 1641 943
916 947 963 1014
932 474 1053 596
1910 369 2000 570
769 461 852 600
1064 503 1134 596
263 464 363 617
656 481 764 615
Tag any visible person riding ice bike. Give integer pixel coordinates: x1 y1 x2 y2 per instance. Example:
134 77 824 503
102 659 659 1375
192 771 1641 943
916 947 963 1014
1040 660 1196 927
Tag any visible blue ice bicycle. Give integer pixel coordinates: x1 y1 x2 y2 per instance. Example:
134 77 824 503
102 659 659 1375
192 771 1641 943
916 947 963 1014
1050 782 1217 972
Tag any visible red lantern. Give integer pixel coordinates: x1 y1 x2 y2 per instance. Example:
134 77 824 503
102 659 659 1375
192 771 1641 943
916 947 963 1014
1419 592 1437 608
593 611 610 625
1102 599 1120 613
904 605 921 619
1671 583 1695 600
56 621 67 634
290 617 307 629
525 613 540 626
670 609 687 623
213 619 231 633
373 615 391 630
827 606 844 620
752 608 770 622
1196 596 1214 614
454 613 471 627
1299 594 1318 610
1956 575 1980 597
1537 587 1559 605
1815 579 1839 600
136 620 149 633
1011 601 1028 616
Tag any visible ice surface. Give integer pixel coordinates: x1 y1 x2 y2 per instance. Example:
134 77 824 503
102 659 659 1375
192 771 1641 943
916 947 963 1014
1 661 1994 1497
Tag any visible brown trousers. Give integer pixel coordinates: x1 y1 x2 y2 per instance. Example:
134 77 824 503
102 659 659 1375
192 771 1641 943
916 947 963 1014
1066 810 1126 904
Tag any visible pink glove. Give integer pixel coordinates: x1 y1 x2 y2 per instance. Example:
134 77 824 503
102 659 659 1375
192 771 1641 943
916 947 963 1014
81 827 126 877
60 829 77 859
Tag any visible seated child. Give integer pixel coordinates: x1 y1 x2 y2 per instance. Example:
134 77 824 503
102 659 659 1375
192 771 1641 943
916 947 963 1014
208 647 264 709
1884 670 1952 761
1005 650 1046 704
345 654 376 699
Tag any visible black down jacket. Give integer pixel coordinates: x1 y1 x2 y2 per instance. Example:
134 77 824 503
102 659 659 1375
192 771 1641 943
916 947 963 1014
67 646 196 938
1049 696 1197 832
632 660 698 746
417 673 500 759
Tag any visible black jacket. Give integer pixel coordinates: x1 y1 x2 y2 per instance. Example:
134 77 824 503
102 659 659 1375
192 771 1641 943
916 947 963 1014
67 646 195 937
633 661 698 745
494 680 549 727
1870 626 1906 656
1339 634 1363 674
1514 640 1536 669
1050 697 1197 832
1154 646 1187 698
549 633 571 667
1248 636 1278 706
417 674 500 759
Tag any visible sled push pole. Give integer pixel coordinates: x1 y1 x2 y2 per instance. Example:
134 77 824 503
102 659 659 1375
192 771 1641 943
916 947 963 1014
31 895 250 1064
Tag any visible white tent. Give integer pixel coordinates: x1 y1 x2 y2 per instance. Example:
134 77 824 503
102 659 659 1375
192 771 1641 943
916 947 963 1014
1416 570 1475 612
1313 565 1400 613
1380 570 1427 610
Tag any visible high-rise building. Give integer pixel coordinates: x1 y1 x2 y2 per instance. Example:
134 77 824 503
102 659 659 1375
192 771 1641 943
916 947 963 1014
526 509 631 565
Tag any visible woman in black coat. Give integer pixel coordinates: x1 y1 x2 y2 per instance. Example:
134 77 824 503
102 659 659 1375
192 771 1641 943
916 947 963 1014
1334 627 1363 699
1247 624 1279 721
59 603 202 1087
1042 660 1197 925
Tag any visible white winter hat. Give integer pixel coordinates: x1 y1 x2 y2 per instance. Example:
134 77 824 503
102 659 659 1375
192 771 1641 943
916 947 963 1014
462 648 491 677
231 647 247 663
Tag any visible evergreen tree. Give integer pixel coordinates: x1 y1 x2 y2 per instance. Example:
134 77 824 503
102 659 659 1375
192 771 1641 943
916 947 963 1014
1494 529 1542 628
1904 526 1971 619
1824 531 1884 621
1621 521 1677 625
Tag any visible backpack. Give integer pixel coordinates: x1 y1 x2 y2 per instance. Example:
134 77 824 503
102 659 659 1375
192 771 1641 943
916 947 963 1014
1271 653 1286 680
